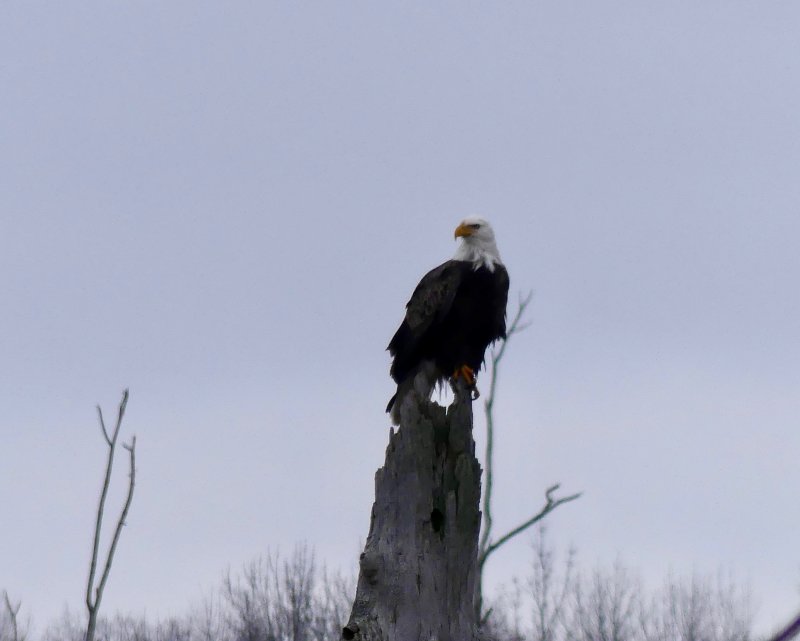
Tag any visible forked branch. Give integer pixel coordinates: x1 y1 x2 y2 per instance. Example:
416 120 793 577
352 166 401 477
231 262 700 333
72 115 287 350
85 389 137 641
478 483 582 571
2 591 24 641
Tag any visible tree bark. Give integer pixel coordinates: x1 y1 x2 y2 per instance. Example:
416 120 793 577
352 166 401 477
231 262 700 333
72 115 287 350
342 380 482 641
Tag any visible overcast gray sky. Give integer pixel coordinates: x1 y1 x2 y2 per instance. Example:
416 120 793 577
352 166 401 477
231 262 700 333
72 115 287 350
2 1 799 635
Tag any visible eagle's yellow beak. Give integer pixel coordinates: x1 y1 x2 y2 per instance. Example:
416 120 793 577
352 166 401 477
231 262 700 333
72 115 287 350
454 223 473 239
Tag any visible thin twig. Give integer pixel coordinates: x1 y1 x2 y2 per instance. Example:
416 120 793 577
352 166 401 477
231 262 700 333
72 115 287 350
96 406 111 446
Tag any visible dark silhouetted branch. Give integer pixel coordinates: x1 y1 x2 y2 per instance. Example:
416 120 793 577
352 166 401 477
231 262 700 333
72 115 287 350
769 612 800 641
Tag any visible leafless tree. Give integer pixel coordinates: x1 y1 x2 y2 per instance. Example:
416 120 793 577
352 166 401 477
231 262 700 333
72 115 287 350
478 578 527 641
310 568 355 641
189 593 231 641
569 563 754 641
570 561 640 641
638 571 753 641
1 591 27 641
527 526 576 641
476 293 581 623
40 609 85 641
223 544 353 641
477 527 758 641
85 389 137 641
38 545 352 641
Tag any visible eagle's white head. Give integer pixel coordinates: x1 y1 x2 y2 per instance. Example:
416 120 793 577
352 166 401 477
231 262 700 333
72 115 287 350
453 217 503 271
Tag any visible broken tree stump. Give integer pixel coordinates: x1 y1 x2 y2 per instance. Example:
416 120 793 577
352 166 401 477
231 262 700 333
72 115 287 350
342 381 482 641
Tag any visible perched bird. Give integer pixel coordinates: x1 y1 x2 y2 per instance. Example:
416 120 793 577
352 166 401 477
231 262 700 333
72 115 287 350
386 217 510 424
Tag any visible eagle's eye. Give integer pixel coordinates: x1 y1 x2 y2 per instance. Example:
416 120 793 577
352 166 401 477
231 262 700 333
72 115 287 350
470 223 481 230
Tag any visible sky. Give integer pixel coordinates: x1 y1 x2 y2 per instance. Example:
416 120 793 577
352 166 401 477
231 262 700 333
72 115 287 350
2 1 799 636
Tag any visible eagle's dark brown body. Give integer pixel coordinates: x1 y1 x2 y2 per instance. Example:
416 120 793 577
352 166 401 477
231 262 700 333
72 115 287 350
386 259 509 417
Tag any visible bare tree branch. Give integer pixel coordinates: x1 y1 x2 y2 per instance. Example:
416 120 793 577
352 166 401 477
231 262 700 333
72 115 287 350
476 292 581 624
478 291 533 568
94 436 136 609
768 612 800 641
86 390 128 615
96 406 111 447
479 484 582 570
85 389 136 641
2 591 23 641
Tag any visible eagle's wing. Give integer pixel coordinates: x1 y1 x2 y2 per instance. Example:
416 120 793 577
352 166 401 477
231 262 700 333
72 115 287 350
404 260 464 337
493 265 511 340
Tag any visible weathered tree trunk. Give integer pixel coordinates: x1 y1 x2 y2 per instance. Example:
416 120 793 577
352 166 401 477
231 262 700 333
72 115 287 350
342 381 482 641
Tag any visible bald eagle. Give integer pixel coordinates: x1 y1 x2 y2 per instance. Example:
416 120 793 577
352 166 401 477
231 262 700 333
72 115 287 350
386 218 510 424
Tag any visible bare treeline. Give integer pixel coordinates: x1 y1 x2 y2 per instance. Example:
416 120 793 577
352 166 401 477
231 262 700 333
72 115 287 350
3 535 760 641
483 526 754 641
36 544 353 641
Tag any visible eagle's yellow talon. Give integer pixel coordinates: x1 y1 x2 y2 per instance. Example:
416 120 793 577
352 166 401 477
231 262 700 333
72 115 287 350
453 365 479 398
